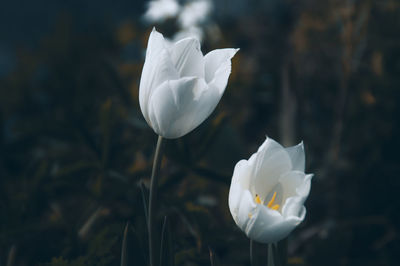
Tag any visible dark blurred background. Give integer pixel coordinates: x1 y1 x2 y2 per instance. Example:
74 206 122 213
1 0 399 265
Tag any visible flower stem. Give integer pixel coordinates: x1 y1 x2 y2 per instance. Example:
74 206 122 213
250 239 254 266
267 243 274 266
269 242 286 266
148 135 164 266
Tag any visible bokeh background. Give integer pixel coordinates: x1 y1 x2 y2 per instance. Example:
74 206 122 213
1 0 399 265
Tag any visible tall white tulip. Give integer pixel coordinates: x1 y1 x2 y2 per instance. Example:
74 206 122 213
139 28 238 139
228 137 313 243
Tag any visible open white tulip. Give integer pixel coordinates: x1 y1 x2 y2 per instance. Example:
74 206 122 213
139 28 238 139
228 137 313 243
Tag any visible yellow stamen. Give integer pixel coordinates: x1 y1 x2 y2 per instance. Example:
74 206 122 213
271 204 280 210
255 192 280 211
267 191 277 208
255 194 262 204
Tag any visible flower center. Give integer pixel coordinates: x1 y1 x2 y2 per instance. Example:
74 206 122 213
255 192 280 210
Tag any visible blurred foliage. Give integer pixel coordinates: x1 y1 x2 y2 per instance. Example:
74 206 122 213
0 0 400 265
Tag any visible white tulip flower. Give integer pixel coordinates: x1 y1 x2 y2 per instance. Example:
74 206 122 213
228 137 313 243
139 28 238 138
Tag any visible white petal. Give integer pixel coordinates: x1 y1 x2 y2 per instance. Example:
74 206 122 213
148 76 223 138
281 174 312 219
279 171 306 202
250 138 292 199
285 141 305 172
145 28 166 59
236 190 257 233
296 174 313 197
139 29 178 124
255 217 303 243
147 77 197 138
279 172 312 218
229 160 253 223
228 179 243 224
247 205 302 243
172 26 204 43
170 37 205 78
139 49 178 125
204 49 239 92
247 205 281 239
282 197 307 220
232 159 253 190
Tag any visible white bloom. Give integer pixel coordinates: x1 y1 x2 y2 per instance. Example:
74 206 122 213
228 137 313 243
139 28 238 138
178 0 212 29
144 0 180 23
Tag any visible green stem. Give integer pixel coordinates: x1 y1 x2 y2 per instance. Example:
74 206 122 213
148 136 164 266
250 240 254 266
267 243 274 266
120 222 129 266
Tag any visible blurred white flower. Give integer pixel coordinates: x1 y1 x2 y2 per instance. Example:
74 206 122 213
144 0 181 23
178 0 212 29
197 195 217 206
139 28 238 138
228 137 313 243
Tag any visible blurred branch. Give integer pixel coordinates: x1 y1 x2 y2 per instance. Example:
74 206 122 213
326 0 371 167
6 245 16 266
78 207 109 239
139 182 149 223
279 56 296 146
100 99 112 167
120 222 129 266
209 247 217 266
159 216 174 266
